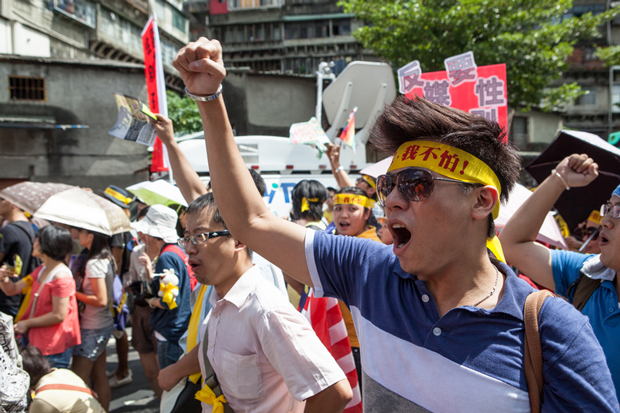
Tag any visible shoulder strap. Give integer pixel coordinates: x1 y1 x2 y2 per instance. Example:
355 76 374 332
162 244 186 259
568 272 603 311
10 222 35 243
523 289 555 413
36 384 97 398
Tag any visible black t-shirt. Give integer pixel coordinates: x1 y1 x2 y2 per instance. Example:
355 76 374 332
111 231 134 277
0 221 35 310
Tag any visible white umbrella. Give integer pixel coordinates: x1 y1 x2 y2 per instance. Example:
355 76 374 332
495 184 567 250
359 156 393 179
34 187 132 236
126 180 188 207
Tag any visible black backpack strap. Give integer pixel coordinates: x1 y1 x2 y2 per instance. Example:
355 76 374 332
10 222 35 243
566 271 603 311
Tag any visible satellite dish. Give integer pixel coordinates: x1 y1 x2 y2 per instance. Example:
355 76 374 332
322 62 396 139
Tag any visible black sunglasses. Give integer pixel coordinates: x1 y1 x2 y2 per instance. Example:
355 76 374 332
376 168 481 207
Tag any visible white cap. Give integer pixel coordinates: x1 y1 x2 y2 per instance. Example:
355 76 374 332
131 204 179 244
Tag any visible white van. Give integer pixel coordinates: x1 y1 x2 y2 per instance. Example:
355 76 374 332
177 133 364 218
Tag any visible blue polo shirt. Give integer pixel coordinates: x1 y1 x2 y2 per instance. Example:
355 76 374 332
306 230 619 412
150 246 191 343
551 249 620 397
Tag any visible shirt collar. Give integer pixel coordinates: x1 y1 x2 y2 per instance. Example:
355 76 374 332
208 265 260 309
393 258 532 321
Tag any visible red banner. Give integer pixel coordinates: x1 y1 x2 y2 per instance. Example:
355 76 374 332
401 60 508 143
142 16 168 173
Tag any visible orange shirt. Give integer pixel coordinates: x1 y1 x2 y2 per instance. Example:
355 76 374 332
24 269 81 355
339 225 381 348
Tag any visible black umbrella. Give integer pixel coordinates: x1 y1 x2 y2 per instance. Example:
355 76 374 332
525 130 620 232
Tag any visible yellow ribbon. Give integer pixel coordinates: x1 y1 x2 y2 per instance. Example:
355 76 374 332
334 193 375 209
15 274 34 323
188 285 208 384
104 187 132 205
159 283 179 310
487 236 505 263
389 140 502 219
362 174 376 189
301 197 320 212
195 385 227 413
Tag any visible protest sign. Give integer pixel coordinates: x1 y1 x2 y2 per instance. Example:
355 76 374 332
108 93 158 146
289 117 331 158
398 53 508 141
142 16 169 172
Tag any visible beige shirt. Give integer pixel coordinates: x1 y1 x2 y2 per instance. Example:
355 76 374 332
32 368 104 413
198 266 346 413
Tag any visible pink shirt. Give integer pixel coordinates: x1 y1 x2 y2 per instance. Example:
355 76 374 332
198 266 345 413
24 265 81 355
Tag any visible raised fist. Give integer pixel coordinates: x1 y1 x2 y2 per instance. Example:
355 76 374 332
554 153 599 189
173 37 226 97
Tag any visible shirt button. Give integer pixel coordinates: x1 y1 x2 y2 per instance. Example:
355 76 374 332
422 294 430 303
433 327 442 336
610 308 614 313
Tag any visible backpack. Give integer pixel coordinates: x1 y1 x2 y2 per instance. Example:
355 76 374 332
162 245 197 291
566 271 603 311
111 273 129 332
10 222 41 276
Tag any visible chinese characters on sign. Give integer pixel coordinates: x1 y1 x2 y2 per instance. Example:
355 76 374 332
400 144 470 175
397 52 508 141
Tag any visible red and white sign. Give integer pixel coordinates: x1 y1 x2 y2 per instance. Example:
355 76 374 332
141 16 169 172
399 53 508 142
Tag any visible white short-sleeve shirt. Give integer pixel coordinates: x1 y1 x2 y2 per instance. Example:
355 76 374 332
197 265 345 413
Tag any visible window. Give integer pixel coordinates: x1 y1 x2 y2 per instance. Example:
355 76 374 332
273 26 281 40
575 87 597 105
510 116 529 149
583 47 597 61
173 10 186 33
9 76 46 101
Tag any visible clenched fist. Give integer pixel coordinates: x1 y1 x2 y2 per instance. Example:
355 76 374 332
173 37 226 97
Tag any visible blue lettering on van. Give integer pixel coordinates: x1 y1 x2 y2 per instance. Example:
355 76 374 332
281 183 296 203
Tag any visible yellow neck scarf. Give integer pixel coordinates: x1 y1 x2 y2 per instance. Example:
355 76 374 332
187 284 208 384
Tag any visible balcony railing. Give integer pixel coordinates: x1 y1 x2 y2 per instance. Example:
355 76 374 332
228 0 283 11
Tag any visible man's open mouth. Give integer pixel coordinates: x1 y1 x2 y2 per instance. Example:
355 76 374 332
391 223 411 249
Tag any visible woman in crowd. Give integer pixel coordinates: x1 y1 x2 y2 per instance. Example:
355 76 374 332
290 180 329 230
0 225 80 369
330 186 383 392
71 228 115 412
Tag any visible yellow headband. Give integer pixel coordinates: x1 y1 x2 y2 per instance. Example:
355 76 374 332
104 187 132 205
335 194 375 209
301 197 320 212
388 140 501 219
362 175 376 189
588 210 602 226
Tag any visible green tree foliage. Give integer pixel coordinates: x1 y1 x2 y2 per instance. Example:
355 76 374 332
596 45 620 66
166 90 203 135
340 0 618 111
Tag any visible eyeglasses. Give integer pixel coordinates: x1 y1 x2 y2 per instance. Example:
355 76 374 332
177 230 230 248
376 168 481 207
601 203 620 219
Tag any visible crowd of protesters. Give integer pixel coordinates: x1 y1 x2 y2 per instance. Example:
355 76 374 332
2 36 620 413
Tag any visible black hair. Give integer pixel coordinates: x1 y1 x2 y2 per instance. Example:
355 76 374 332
20 345 51 388
248 169 266 197
137 205 150 220
291 180 328 222
327 187 337 194
186 193 252 259
76 230 117 278
37 225 73 261
370 96 520 238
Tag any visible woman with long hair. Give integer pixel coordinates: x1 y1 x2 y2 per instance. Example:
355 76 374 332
71 228 116 411
0 225 80 369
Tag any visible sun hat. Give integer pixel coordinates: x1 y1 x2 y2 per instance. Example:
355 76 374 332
131 204 178 243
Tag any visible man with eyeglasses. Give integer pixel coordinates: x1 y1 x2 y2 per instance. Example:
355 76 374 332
157 193 352 413
501 154 620 399
172 38 618 411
